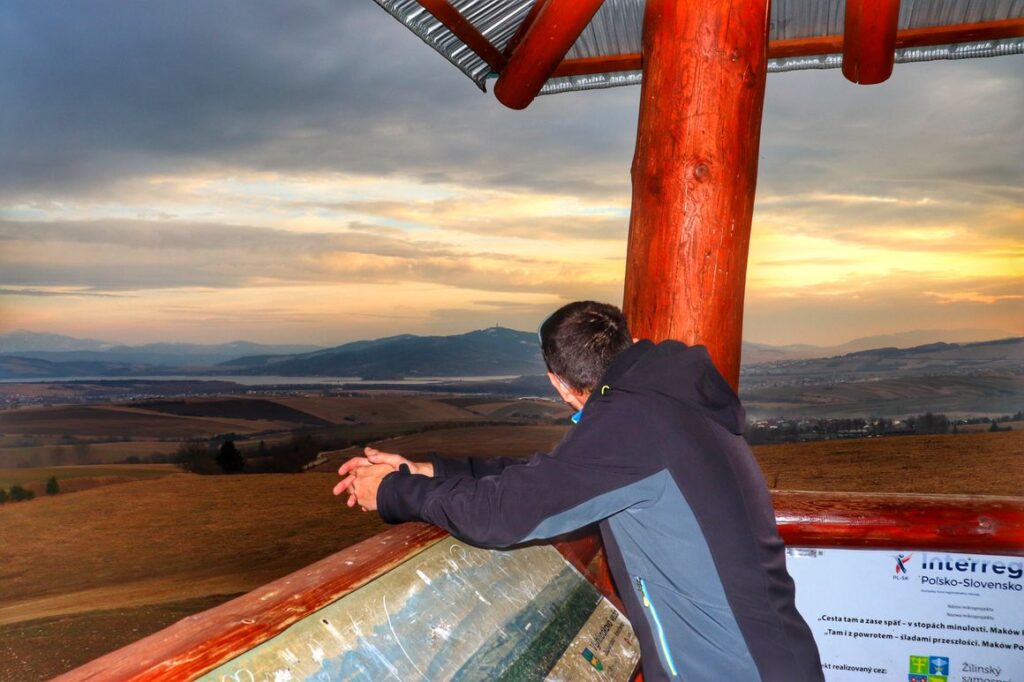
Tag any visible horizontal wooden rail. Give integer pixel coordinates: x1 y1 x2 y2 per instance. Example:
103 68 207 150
55 523 448 682
775 490 1024 553
552 18 1024 78
57 491 1024 681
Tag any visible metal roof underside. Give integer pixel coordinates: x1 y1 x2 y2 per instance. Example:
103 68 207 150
372 0 1024 94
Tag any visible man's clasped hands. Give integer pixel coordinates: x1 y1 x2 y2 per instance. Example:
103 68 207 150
332 447 434 512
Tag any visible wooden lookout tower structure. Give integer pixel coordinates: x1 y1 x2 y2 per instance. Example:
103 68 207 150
61 1 1024 680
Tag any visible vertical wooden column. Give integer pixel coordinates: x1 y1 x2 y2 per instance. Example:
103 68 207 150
842 0 901 84
623 0 770 390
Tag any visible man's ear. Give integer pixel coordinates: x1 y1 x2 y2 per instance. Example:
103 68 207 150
547 372 574 404
548 372 586 410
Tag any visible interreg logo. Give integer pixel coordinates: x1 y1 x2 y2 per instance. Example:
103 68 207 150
893 553 912 581
908 654 948 682
917 553 1023 591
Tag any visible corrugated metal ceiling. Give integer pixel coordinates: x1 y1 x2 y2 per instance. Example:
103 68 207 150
372 0 1024 95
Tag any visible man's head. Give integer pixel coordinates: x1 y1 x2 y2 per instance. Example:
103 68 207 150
539 301 633 409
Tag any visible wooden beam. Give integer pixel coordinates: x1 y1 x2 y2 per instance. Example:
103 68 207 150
494 0 606 109
843 0 901 84
53 523 448 682
57 492 1024 680
623 0 770 390
770 35 843 60
553 53 641 78
503 0 548 58
553 18 1024 79
897 16 1024 47
418 0 507 73
774 491 1024 554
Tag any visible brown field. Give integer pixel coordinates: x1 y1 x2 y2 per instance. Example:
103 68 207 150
272 395 483 424
453 398 571 420
0 464 177 491
0 440 183 467
753 429 1024 495
1 422 1021 679
0 473 386 680
0 395 500 469
0 405 287 439
321 425 1023 496
314 423 573 471
0 383 79 401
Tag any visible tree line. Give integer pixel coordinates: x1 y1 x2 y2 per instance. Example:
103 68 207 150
0 476 60 504
743 411 1022 445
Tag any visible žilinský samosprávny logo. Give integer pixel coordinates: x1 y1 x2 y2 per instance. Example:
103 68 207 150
908 654 949 681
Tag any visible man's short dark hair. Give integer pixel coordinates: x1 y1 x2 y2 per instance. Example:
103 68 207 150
539 301 633 392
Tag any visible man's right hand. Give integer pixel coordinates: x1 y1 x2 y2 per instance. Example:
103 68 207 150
333 446 434 508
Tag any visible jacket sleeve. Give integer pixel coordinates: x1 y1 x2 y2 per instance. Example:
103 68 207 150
377 393 665 548
428 452 532 480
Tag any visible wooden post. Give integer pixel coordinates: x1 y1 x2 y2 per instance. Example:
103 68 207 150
623 0 770 390
842 0 901 84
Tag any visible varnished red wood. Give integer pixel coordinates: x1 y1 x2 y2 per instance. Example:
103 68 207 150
59 492 1023 680
773 490 1024 554
419 0 508 73
622 0 770 390
553 53 642 78
503 0 548 58
493 0 606 109
53 523 447 682
897 17 1024 47
553 19 1024 79
842 0 901 84
554 531 624 609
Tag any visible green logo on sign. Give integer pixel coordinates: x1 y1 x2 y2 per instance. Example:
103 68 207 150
909 656 929 674
582 647 604 671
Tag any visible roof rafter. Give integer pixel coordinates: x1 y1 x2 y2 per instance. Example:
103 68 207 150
418 0 508 73
552 17 1024 79
494 0 606 109
502 0 548 58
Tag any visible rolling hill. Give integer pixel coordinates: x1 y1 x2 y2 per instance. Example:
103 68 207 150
220 327 547 378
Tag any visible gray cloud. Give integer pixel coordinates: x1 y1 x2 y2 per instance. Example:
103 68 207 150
0 218 457 258
0 1 637 202
1 3 1021 344
0 218 617 298
0 287 126 298
3 3 1020 214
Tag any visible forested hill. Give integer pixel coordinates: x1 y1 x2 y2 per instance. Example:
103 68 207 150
220 327 546 378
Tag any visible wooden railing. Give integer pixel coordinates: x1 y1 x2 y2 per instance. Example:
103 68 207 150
56 491 1024 681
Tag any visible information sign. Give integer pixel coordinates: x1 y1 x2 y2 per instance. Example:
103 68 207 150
787 547 1023 682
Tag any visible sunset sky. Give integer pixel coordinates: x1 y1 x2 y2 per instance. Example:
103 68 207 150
1 2 1021 348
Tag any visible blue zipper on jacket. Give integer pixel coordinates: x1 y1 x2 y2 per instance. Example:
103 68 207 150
636 576 679 676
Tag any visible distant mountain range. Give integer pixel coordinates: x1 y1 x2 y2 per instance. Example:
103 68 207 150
739 328 1017 364
0 327 1019 381
738 338 1023 418
220 327 545 378
2 328 1019 418
741 337 1023 386
0 331 321 370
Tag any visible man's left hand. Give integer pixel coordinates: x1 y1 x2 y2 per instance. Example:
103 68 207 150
351 463 393 512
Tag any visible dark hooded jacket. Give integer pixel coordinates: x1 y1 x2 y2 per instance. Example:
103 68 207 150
377 340 823 681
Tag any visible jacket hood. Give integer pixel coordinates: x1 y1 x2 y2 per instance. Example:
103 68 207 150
597 339 746 434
